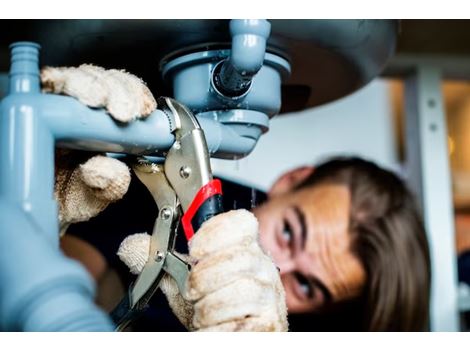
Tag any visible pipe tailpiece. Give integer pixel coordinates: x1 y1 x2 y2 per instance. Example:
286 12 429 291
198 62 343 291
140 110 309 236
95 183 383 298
9 42 41 94
212 19 271 98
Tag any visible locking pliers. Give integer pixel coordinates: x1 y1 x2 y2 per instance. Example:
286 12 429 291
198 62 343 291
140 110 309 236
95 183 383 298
110 97 224 331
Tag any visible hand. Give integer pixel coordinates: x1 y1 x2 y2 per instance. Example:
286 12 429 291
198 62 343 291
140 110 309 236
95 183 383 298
118 209 289 331
54 150 131 235
42 65 157 233
41 64 157 122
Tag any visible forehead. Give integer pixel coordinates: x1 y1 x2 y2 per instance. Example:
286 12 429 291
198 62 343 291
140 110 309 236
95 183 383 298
290 183 351 216
290 183 365 300
292 183 351 252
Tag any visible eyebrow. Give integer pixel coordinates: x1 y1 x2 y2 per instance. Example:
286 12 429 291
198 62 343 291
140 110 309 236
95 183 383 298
292 206 307 250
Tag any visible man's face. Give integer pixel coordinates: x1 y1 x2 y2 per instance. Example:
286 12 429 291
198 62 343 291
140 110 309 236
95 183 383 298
253 183 366 314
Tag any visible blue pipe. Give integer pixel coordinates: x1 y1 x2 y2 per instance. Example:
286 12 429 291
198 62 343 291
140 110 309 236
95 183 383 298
0 42 113 331
2 93 258 159
1 43 57 244
9 42 41 94
0 41 264 331
0 199 113 331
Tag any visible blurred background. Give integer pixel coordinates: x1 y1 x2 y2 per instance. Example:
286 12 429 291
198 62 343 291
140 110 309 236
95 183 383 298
211 20 470 331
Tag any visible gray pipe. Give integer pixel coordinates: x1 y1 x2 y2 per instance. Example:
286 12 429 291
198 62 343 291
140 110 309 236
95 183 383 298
212 19 271 98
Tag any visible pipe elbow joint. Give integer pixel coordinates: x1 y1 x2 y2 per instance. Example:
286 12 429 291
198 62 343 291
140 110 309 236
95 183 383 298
0 199 113 331
229 19 271 76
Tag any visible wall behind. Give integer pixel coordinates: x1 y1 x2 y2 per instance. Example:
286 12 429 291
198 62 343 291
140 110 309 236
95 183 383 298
212 79 398 192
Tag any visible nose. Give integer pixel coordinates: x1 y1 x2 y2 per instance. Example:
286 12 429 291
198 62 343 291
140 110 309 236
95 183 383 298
277 257 296 274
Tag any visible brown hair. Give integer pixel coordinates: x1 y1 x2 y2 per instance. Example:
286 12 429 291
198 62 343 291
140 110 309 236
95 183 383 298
297 157 431 331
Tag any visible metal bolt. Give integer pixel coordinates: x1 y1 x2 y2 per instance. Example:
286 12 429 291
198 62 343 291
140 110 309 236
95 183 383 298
179 166 192 179
161 207 172 220
154 251 164 262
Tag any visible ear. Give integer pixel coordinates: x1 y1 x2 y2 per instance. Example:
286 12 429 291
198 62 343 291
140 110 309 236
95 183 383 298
268 166 315 198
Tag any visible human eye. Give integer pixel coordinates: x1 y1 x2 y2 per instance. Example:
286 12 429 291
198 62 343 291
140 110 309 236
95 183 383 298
282 221 294 243
282 206 307 252
294 272 315 300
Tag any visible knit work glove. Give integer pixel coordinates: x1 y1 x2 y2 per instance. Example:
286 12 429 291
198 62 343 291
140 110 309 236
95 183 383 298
41 65 157 234
41 64 156 122
118 209 288 332
54 150 131 235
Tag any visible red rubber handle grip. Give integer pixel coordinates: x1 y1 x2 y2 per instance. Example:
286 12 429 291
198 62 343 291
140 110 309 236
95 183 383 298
181 179 223 241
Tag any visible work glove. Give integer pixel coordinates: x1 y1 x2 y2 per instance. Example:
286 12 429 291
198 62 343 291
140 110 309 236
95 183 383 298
41 64 157 234
41 64 156 123
118 209 289 332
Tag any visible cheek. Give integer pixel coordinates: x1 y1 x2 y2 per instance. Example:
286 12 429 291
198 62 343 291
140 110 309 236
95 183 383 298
331 252 367 300
305 232 366 301
281 273 318 314
281 274 301 313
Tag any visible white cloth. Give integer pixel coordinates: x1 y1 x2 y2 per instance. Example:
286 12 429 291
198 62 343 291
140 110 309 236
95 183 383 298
118 209 288 332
